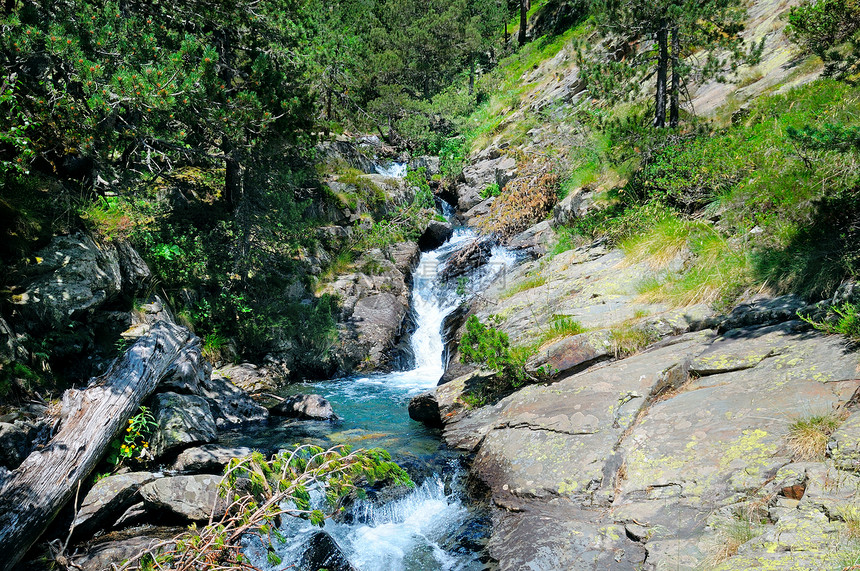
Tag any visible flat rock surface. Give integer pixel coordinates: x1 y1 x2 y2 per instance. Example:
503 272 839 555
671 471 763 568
140 474 227 521
73 472 157 537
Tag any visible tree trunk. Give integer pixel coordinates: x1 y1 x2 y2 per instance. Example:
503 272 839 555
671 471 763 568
0 321 192 571
518 0 527 46
654 20 669 128
469 58 476 95
505 22 509 46
669 25 680 128
224 144 243 209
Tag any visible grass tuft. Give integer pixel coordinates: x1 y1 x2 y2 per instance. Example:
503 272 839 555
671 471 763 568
786 412 843 461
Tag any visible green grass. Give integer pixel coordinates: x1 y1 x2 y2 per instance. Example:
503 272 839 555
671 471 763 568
786 412 843 460
801 302 860 341
608 321 661 357
538 315 587 345
500 275 548 299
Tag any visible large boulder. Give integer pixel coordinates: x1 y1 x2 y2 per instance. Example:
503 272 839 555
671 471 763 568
300 531 357 571
506 220 555 258
525 330 613 379
270 394 337 421
171 444 254 473
139 474 227 521
323 248 413 373
440 239 492 282
213 362 280 394
150 392 218 459
74 535 174 571
408 391 442 427
418 221 454 252
456 155 517 212
72 472 157 537
408 155 441 177
13 233 150 332
552 186 597 227
197 375 269 428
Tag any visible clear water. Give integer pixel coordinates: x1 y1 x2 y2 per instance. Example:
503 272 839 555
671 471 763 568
231 226 516 570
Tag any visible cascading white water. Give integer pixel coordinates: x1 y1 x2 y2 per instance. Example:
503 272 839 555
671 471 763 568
375 161 408 178
247 225 515 571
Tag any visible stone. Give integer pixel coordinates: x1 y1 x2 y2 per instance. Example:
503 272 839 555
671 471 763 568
408 155 441 177
13 233 122 331
115 240 152 293
506 220 555 258
197 374 269 428
300 531 357 571
140 474 228 521
171 444 254 473
488 499 647 570
74 535 174 571
828 410 860 472
150 392 217 459
440 239 491 281
408 391 442 427
418 221 454 252
72 472 157 537
0 419 50 470
213 362 279 394
385 241 420 275
716 294 808 332
0 318 27 366
526 329 613 379
456 155 517 212
270 394 337 421
552 186 597 226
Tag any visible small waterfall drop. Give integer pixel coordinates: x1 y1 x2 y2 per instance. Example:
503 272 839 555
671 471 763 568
375 161 408 178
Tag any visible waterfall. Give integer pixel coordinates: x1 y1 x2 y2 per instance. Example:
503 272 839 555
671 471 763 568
246 220 515 571
375 161 408 178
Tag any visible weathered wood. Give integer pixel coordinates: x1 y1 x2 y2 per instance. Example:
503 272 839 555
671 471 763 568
0 321 192 571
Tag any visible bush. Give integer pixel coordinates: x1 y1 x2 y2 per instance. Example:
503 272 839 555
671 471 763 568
477 158 559 239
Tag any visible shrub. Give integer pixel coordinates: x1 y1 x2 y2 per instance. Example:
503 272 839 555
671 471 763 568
477 158 559 239
480 183 501 199
459 316 533 399
800 302 860 341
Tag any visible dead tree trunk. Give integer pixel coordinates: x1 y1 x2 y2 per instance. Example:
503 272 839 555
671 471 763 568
0 321 192 571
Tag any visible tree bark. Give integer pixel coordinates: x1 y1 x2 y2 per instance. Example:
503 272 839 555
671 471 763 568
654 20 669 128
518 0 528 46
669 25 680 128
0 321 192 571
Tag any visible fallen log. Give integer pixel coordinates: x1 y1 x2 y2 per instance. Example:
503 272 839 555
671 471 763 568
0 320 193 571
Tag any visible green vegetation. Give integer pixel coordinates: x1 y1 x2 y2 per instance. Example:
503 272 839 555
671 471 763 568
609 321 661 357
801 303 860 342
128 445 412 570
786 412 844 461
500 275 548 299
459 315 535 405
106 406 156 469
539 314 587 345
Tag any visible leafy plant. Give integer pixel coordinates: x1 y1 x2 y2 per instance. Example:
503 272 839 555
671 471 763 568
460 315 532 391
480 182 501 199
123 445 412 571
800 302 860 341
106 406 156 468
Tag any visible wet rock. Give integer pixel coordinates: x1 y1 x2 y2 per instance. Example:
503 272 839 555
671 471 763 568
506 220 554 258
74 535 174 571
270 394 337 421
72 472 157 537
418 220 454 252
385 241 421 276
198 374 269 428
525 330 613 379
13 233 123 331
140 474 227 521
408 391 442 427
440 239 491 281
300 531 357 571
171 444 254 473
150 392 217 459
